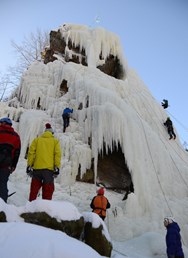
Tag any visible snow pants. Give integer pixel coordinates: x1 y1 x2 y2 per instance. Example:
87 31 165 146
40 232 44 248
62 113 70 132
167 126 176 139
0 167 11 202
29 169 54 201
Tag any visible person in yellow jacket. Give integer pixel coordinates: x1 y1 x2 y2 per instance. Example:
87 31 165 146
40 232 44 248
90 187 111 221
26 123 61 201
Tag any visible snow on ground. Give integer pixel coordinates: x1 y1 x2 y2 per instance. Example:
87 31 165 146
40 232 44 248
0 107 187 258
0 161 186 258
0 222 104 258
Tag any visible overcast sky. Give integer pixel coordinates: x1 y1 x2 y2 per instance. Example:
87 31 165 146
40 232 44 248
0 0 187 144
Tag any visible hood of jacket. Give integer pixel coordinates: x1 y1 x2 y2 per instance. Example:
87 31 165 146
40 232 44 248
41 131 54 138
167 222 180 232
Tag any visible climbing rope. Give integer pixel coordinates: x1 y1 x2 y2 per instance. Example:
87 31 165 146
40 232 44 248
167 111 188 133
134 99 188 246
138 93 188 185
100 77 175 215
166 110 188 145
138 116 173 216
112 248 128 257
154 98 188 143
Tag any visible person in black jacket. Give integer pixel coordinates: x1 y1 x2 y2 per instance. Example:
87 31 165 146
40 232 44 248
164 117 176 140
161 99 168 109
0 117 21 202
164 217 184 258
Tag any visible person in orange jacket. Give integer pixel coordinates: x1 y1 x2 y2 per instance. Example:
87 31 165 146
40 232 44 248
26 123 61 201
90 187 111 220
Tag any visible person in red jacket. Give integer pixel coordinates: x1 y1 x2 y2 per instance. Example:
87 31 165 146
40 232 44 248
90 187 111 220
0 117 21 202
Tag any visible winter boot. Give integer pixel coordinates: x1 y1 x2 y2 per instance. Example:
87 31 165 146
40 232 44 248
169 136 173 140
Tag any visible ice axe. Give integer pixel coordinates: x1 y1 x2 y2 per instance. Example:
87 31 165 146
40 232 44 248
8 191 16 198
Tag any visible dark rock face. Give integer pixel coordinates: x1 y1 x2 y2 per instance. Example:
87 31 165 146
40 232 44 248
76 164 94 184
97 54 124 79
20 211 112 256
50 30 66 53
21 211 84 240
43 49 57 64
84 222 112 257
59 79 68 96
0 211 6 222
77 143 134 197
97 144 132 191
45 30 87 66
44 29 125 79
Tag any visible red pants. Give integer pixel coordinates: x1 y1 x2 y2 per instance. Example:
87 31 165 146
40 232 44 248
29 169 54 201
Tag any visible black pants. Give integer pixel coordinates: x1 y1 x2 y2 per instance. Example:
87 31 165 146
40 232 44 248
63 113 70 132
0 167 11 202
168 128 176 139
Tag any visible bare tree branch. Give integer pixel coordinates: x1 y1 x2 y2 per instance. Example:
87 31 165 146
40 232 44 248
0 29 49 100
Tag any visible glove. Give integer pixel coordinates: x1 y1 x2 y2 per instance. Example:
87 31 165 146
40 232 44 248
10 167 15 173
8 167 15 173
26 166 33 177
53 167 60 178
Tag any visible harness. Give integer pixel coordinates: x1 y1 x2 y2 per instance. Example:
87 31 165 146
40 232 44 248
93 195 108 217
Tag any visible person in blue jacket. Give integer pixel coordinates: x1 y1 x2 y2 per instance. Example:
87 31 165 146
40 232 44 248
62 107 73 132
164 217 184 258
